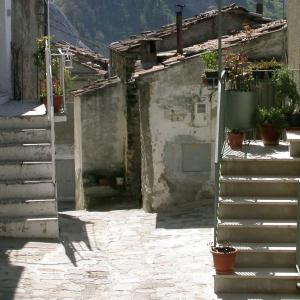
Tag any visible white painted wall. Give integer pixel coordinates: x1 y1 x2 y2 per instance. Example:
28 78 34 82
138 56 217 211
0 0 11 104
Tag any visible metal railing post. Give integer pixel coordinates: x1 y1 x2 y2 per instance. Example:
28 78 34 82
214 70 226 247
45 40 56 187
296 180 300 273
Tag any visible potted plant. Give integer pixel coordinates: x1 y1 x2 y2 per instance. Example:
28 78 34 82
256 106 287 145
228 129 244 150
210 243 237 274
200 51 218 86
251 58 282 80
224 52 255 131
33 36 49 103
272 68 300 128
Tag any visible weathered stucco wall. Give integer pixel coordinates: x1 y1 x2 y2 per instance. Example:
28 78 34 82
74 79 127 209
137 56 216 212
287 0 300 90
11 0 45 100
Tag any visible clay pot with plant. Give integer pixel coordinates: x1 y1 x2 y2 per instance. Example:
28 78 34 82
210 244 237 274
228 130 244 150
256 106 287 146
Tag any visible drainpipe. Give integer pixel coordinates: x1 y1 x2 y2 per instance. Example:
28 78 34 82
176 4 184 55
256 0 263 15
218 0 223 79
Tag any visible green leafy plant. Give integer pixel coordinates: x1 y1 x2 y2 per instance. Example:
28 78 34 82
256 106 287 129
224 52 254 91
200 51 218 70
252 58 282 71
272 68 300 111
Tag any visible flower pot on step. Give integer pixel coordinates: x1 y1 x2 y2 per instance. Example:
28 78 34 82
261 124 281 146
210 246 237 274
228 132 244 150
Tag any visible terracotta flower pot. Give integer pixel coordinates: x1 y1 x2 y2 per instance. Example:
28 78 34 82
42 95 63 113
228 132 244 150
261 124 281 146
211 246 237 274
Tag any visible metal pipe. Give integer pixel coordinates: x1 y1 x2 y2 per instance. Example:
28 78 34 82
256 0 263 15
176 4 184 55
217 0 223 79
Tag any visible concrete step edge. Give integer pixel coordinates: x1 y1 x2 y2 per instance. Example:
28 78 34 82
0 198 56 204
0 216 58 223
0 161 52 166
0 128 50 132
214 268 300 279
214 293 300 300
0 179 53 185
220 176 300 182
0 143 51 148
218 219 297 228
230 242 296 252
219 197 298 205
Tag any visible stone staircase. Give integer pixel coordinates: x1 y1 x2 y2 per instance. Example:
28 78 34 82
0 115 59 238
215 157 300 295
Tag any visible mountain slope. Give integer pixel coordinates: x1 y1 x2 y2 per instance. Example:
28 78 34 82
54 0 284 55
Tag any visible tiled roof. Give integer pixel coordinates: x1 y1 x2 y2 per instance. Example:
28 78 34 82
55 41 109 75
134 19 287 77
109 4 272 53
72 76 120 96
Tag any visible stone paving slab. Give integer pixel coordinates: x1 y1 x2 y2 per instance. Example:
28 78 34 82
0 200 216 300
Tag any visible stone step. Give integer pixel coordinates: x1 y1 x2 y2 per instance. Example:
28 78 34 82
217 219 297 243
232 243 296 268
0 199 57 217
214 293 300 300
0 128 51 144
220 176 299 197
0 143 51 161
214 268 300 294
0 161 52 180
0 216 59 239
219 197 298 219
0 115 49 129
221 159 300 176
0 180 55 200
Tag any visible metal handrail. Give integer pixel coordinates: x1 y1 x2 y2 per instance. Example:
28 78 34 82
297 181 300 273
213 69 226 247
45 40 56 188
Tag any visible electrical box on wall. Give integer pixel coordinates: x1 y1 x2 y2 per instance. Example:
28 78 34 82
193 96 208 127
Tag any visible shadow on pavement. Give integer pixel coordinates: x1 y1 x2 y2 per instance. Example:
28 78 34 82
59 213 93 266
156 199 214 229
0 237 57 300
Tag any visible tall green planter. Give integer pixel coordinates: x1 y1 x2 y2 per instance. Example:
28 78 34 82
225 91 256 130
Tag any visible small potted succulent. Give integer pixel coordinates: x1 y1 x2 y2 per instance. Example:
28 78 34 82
228 129 244 150
210 243 237 274
200 51 218 86
256 106 287 145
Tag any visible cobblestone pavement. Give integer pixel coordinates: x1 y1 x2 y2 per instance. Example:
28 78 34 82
0 200 215 300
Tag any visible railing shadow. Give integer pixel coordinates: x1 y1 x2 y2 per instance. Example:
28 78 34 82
59 213 93 266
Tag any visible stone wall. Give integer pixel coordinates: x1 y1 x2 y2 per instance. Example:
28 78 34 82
287 0 300 90
11 0 45 100
137 56 216 212
74 79 127 209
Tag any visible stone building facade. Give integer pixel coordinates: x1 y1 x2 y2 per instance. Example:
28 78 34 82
73 5 287 212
